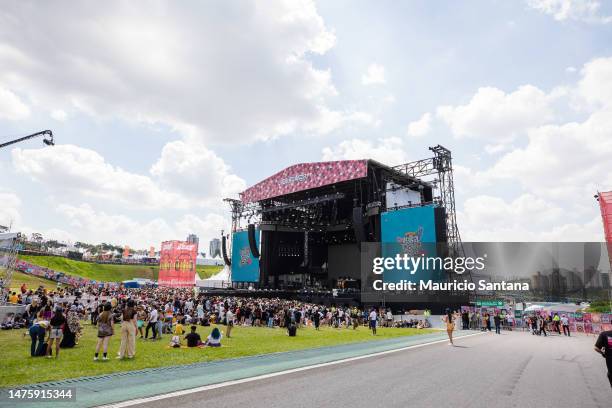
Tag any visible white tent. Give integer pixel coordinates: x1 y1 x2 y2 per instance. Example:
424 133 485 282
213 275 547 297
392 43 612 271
523 305 544 312
196 265 231 288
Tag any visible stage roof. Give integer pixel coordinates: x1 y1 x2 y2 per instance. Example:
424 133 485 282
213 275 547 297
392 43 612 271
240 159 425 203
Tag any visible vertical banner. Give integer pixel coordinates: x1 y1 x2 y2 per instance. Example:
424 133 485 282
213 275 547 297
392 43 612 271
123 245 130 258
149 246 155 258
380 205 441 284
158 240 198 287
598 190 612 271
231 230 260 282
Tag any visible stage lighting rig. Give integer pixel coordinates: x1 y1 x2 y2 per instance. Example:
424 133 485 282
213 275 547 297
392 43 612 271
0 130 55 150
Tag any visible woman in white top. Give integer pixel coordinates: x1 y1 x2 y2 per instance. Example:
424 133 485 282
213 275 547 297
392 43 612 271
205 327 222 347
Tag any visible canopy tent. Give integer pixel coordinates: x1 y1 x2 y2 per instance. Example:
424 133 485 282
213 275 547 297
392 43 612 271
196 265 231 288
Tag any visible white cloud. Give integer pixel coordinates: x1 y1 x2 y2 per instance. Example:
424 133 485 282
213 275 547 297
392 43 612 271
436 85 557 142
322 137 407 165
0 192 21 227
55 203 228 248
0 86 30 120
406 112 431 137
526 0 612 24
12 142 245 210
11 144 183 210
577 56 612 107
361 63 386 85
150 140 246 205
50 109 67 121
458 194 601 241
477 58 612 202
0 1 359 144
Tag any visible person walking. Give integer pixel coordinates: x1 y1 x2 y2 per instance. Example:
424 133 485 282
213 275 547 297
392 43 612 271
118 299 137 359
94 303 114 361
443 309 455 345
594 328 612 388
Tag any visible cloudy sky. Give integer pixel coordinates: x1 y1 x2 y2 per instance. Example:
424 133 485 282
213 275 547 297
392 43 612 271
1 0 612 249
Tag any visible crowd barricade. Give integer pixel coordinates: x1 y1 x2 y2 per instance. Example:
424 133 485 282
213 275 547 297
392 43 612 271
14 260 120 289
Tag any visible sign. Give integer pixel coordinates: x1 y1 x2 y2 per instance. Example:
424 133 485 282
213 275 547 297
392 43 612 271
475 300 504 307
380 205 441 284
231 230 260 282
514 310 523 318
158 240 198 287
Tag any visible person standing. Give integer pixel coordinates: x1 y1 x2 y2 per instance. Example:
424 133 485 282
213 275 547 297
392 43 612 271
369 307 377 335
94 303 114 361
145 305 158 340
90 297 99 326
494 313 501 335
313 308 321 330
553 313 561 335
594 328 612 388
225 308 234 338
538 315 547 337
118 300 137 359
561 314 570 337
47 308 66 358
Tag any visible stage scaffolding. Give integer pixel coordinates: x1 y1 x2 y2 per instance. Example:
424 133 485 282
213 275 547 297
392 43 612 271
392 145 464 259
0 232 22 304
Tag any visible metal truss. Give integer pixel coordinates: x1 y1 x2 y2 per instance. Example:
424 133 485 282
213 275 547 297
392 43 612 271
393 145 464 259
1 233 22 304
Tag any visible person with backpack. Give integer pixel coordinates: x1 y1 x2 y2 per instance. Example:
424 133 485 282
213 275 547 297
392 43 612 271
94 303 114 361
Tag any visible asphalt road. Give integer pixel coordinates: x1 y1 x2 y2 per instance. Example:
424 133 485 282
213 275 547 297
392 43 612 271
132 330 611 408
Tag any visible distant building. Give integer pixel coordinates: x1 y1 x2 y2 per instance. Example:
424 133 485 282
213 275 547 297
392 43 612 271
601 272 610 288
209 238 221 259
186 234 199 250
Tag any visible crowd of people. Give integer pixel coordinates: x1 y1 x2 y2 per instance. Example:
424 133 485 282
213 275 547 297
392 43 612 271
5 282 426 361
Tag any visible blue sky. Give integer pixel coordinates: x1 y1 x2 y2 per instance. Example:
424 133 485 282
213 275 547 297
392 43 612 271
1 0 612 248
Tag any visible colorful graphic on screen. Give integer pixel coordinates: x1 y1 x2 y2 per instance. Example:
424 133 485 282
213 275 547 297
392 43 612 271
231 230 260 282
158 241 198 287
380 205 441 283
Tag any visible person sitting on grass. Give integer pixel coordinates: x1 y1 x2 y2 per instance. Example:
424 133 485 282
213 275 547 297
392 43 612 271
184 325 202 347
204 327 222 347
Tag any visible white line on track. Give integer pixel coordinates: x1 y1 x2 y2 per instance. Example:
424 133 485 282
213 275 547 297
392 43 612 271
98 332 485 408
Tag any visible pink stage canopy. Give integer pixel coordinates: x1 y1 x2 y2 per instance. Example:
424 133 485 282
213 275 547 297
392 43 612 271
240 160 368 203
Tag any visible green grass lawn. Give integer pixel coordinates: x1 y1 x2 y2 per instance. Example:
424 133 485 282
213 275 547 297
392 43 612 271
17 255 222 282
0 323 435 387
7 271 65 292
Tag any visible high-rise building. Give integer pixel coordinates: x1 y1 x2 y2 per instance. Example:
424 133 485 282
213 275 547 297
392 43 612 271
209 238 221 258
186 234 199 251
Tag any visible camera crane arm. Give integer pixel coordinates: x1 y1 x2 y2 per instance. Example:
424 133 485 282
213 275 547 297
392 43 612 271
0 130 54 149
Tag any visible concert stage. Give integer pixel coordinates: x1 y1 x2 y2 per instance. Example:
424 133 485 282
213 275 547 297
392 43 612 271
221 145 467 307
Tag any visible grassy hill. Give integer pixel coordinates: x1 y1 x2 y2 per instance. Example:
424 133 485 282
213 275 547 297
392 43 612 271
17 255 222 283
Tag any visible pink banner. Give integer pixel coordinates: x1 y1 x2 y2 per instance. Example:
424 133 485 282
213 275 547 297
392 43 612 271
158 241 198 288
240 160 368 203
